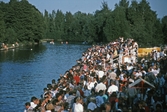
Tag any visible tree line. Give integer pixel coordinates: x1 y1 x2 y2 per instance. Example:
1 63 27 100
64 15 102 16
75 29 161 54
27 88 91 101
0 0 167 47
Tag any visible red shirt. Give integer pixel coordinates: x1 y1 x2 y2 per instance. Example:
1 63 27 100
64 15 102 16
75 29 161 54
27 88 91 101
74 76 80 85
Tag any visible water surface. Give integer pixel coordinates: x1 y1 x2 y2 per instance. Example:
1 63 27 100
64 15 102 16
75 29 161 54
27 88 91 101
0 43 90 112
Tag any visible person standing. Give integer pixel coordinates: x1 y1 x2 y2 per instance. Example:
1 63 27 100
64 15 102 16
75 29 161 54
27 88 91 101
72 96 84 112
95 79 107 93
107 80 118 97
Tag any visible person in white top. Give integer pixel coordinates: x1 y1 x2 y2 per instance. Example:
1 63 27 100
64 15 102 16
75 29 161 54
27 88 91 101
72 96 84 112
151 65 160 77
30 96 38 109
107 80 118 96
86 77 95 90
24 102 33 112
97 70 105 80
95 79 107 93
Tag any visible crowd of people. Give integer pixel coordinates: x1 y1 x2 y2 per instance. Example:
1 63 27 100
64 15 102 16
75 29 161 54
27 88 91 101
24 38 167 112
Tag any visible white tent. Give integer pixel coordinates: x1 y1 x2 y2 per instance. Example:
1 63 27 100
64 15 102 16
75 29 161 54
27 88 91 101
129 77 155 88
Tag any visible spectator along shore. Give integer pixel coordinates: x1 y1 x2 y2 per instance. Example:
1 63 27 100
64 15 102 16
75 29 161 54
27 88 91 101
24 38 167 112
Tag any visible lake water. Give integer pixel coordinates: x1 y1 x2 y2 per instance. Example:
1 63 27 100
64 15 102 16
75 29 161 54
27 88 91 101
0 43 90 112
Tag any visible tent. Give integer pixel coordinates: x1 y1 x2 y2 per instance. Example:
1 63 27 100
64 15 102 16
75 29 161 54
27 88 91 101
129 77 155 89
128 77 155 100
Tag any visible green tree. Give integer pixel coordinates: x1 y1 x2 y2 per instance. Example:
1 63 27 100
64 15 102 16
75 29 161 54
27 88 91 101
162 16 167 44
64 11 74 41
69 11 87 42
5 28 17 44
82 13 95 43
0 7 6 43
104 0 130 41
93 1 112 43
1 0 44 44
54 10 65 41
43 10 50 39
0 0 166 46
126 0 158 47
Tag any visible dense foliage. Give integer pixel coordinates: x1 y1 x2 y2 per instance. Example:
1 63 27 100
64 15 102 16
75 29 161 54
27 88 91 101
0 0 44 44
0 0 167 47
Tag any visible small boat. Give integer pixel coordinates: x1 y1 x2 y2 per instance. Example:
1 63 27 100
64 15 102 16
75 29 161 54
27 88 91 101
50 40 54 44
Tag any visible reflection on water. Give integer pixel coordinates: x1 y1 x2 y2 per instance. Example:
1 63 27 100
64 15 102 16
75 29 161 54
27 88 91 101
0 44 46 63
0 43 90 112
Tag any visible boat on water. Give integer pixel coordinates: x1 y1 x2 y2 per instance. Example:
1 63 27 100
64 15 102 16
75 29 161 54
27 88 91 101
50 40 55 44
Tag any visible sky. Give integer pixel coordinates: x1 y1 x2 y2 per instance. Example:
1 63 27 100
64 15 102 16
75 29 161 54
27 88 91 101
2 0 167 18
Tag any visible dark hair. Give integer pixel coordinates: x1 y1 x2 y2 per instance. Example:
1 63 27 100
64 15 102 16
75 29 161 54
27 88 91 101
43 88 48 91
31 96 37 102
52 98 59 105
52 79 55 83
99 90 104 95
62 102 69 110
55 92 62 99
47 83 52 90
25 102 30 106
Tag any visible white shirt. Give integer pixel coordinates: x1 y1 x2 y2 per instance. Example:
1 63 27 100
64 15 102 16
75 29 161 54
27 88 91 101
135 72 142 78
87 82 95 90
24 107 33 112
151 68 160 77
107 85 118 95
95 82 106 92
30 102 37 108
106 53 110 60
73 103 83 112
97 70 104 79
119 74 124 81
127 65 133 70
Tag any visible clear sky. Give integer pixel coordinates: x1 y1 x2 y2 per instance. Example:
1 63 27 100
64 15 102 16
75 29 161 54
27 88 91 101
2 0 167 18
